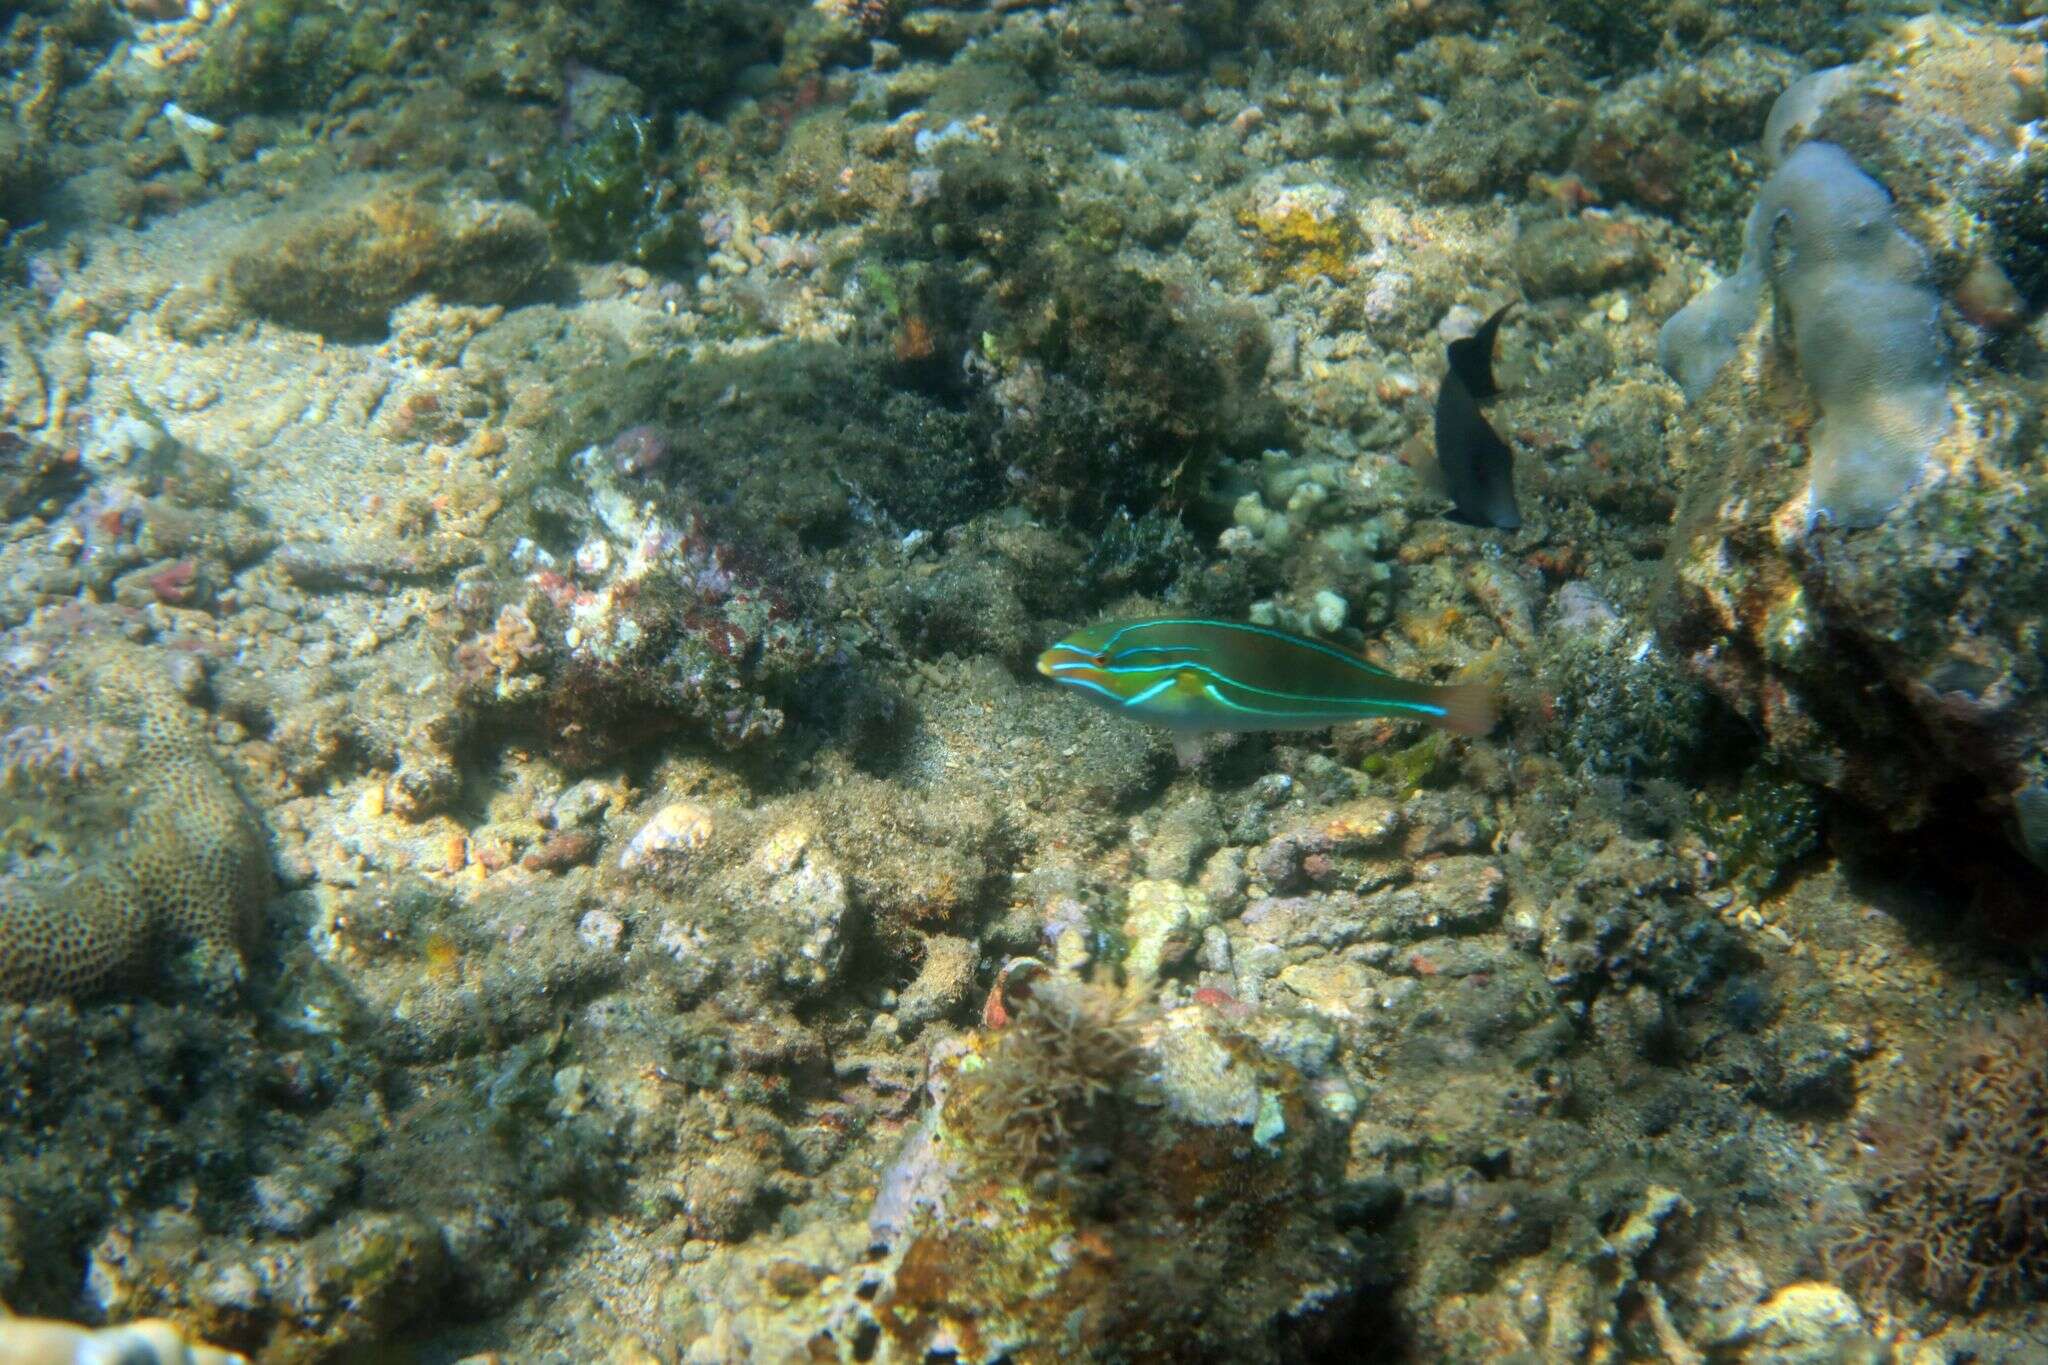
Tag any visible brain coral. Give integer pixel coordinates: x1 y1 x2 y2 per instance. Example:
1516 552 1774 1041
0 646 270 1001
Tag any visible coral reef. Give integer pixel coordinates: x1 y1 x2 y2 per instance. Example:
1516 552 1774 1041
4 0 2047 1358
1827 1000 2048 1309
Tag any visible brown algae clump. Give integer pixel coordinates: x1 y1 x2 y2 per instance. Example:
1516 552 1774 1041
866 970 1362 1361
962 971 1144 1171
227 190 550 339
1827 1000 2048 1308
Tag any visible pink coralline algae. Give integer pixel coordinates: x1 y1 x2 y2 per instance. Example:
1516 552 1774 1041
608 424 671 477
454 468 832 765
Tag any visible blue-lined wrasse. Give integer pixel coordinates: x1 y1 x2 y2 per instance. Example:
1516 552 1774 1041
1036 618 1494 736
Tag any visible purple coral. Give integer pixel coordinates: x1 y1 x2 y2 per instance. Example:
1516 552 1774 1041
609 424 671 477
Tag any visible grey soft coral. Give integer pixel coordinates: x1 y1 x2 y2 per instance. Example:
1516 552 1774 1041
1659 133 1949 528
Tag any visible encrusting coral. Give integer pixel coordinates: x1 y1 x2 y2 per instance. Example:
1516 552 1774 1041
0 645 270 1001
1826 1000 2048 1308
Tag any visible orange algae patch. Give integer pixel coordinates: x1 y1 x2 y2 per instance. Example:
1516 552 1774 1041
422 931 462 983
1238 201 1361 285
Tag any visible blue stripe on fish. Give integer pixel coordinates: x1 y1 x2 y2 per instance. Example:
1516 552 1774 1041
1036 616 1494 737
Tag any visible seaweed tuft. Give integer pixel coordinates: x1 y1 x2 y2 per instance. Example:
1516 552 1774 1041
1826 1000 2048 1309
963 974 1145 1173
528 113 692 268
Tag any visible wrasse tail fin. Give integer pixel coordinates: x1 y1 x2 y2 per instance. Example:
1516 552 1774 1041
1427 680 1496 737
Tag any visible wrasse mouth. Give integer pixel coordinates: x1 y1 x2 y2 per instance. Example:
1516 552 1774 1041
1035 651 1058 678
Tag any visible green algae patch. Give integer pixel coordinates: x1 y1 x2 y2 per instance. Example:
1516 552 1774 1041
1694 763 1823 898
528 113 693 268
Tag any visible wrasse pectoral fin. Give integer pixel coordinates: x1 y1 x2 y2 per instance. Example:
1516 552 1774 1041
1426 679 1496 737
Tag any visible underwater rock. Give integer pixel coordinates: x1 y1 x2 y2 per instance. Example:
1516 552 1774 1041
751 825 853 993
88 1207 451 1362
174 0 409 117
894 933 976 1031
861 972 1361 1363
227 191 550 339
1510 215 1656 299
1573 40 1802 220
1655 18 2048 874
1121 879 1215 993
1696 1282 1874 1365
618 801 716 875
452 447 834 767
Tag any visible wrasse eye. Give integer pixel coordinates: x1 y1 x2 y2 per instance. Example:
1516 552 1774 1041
1092 652 1109 666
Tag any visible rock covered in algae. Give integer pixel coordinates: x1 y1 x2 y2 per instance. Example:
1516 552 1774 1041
226 189 550 339
858 971 1364 1363
0 641 271 1001
1654 17 2048 883
87 1207 451 1363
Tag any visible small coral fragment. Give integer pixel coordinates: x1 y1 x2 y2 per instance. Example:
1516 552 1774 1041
0 1314 247 1364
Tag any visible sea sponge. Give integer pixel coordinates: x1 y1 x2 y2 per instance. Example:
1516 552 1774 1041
0 648 270 1001
1826 1000 2048 1308
1659 138 1949 528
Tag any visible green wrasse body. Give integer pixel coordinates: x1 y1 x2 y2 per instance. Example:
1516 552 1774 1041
1037 618 1493 736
